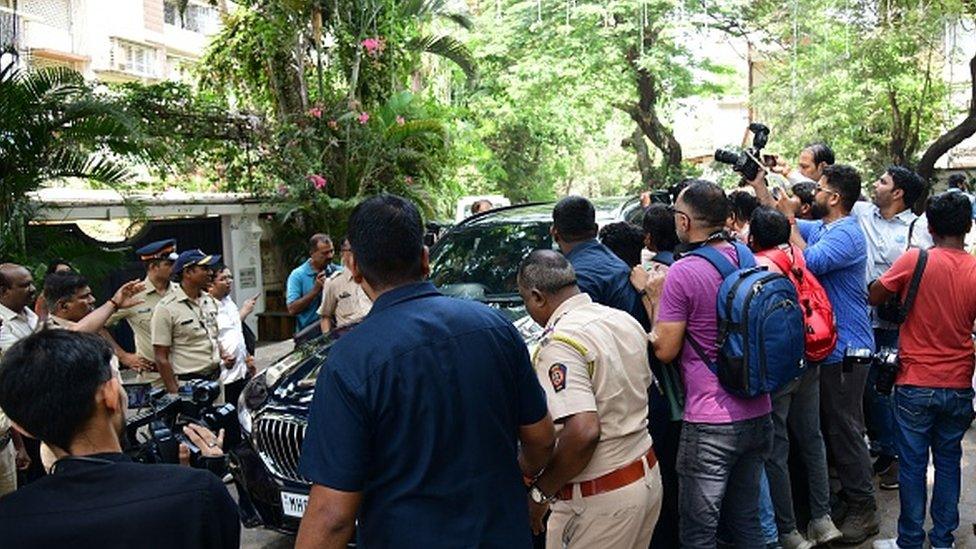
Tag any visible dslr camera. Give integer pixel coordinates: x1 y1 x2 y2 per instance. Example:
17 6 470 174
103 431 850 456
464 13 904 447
123 379 239 467
714 122 771 181
844 347 900 395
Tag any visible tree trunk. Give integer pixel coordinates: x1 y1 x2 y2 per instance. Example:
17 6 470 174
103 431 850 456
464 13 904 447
621 126 655 187
615 29 682 183
916 52 976 185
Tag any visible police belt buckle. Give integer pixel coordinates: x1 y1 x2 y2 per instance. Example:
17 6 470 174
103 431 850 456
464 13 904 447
557 448 657 500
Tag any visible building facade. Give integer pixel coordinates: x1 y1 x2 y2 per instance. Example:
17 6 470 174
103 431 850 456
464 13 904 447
0 0 224 83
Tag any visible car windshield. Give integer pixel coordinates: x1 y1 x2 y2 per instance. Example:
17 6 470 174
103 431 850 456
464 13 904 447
430 221 552 299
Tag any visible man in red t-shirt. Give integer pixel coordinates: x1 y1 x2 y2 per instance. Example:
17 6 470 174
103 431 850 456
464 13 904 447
868 192 976 549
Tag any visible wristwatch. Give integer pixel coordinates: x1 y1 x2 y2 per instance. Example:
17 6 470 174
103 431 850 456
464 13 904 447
529 484 553 505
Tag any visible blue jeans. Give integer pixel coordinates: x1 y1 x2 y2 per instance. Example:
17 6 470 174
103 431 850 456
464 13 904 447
758 469 778 543
677 415 773 548
865 328 899 457
893 386 975 549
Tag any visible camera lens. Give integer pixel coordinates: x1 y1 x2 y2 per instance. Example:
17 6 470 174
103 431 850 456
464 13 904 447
714 149 741 165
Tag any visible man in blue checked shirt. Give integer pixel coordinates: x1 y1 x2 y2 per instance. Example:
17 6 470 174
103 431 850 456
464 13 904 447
750 163 878 546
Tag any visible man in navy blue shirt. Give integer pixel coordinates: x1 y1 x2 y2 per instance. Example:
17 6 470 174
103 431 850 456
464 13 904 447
551 196 648 329
297 194 556 549
751 164 878 545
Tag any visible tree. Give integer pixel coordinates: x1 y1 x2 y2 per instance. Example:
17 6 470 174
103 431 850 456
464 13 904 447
461 0 725 198
0 62 148 257
917 51 976 184
724 0 965 177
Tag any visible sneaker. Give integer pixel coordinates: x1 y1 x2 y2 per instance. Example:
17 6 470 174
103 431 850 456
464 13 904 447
778 529 813 549
807 515 843 545
838 501 880 545
873 454 897 476
871 539 901 549
879 459 899 490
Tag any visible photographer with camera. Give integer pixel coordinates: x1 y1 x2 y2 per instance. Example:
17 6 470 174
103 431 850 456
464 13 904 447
868 192 976 549
0 330 239 548
772 142 836 185
748 163 878 545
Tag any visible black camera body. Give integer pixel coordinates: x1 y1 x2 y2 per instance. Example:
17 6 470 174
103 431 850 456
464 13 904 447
843 346 900 395
123 380 239 467
715 122 771 181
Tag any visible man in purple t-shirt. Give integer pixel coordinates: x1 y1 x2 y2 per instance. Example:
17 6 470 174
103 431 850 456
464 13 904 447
644 180 773 549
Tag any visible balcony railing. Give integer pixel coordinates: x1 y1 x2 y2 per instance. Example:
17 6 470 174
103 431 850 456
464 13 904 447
0 8 22 53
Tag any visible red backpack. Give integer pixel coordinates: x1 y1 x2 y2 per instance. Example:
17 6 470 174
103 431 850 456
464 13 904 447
758 246 837 362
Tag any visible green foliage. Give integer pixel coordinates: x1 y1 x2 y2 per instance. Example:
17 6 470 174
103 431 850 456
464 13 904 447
456 0 729 198
0 62 149 258
741 0 964 175
111 81 264 192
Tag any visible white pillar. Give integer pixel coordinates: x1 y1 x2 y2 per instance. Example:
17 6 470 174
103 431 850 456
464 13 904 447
221 213 264 335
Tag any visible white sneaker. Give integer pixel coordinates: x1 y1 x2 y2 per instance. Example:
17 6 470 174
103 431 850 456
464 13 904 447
871 539 900 549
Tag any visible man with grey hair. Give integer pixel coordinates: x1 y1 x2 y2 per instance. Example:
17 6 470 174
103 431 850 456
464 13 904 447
517 249 661 549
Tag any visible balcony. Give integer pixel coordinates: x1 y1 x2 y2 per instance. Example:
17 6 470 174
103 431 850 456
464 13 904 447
0 7 21 53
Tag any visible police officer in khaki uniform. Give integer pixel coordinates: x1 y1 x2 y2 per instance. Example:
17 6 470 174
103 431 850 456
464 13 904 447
317 237 372 334
152 249 224 394
517 250 662 549
0 263 38 495
107 239 179 376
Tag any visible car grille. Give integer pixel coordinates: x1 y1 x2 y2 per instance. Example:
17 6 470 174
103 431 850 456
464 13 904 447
252 414 310 484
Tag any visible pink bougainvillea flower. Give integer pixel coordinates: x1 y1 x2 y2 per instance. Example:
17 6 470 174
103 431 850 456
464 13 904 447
307 174 327 190
405 176 414 185
396 115 405 126
308 106 323 118
361 37 385 57
327 119 338 130
358 112 370 124
277 184 288 196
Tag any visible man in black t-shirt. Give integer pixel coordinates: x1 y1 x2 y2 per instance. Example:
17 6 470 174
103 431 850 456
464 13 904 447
0 330 239 548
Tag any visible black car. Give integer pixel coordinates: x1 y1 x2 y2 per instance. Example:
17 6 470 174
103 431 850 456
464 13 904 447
230 197 648 533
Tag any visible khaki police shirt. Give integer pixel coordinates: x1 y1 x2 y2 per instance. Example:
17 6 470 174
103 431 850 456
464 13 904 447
108 278 175 360
0 304 39 433
316 269 372 329
533 292 653 482
151 286 220 376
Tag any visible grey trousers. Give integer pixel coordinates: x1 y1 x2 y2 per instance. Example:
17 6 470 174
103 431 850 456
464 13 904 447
820 362 875 503
764 365 832 533
677 414 773 548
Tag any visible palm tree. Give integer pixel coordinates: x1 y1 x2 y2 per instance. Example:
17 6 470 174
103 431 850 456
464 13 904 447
0 59 144 256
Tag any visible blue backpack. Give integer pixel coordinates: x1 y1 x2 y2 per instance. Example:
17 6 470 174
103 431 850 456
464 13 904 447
685 242 806 398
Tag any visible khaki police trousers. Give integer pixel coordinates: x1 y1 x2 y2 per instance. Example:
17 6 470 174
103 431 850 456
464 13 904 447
546 460 662 549
0 440 16 496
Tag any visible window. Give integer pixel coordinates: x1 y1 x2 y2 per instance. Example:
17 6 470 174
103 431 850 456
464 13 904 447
164 1 217 34
113 40 158 77
184 4 217 33
163 1 179 26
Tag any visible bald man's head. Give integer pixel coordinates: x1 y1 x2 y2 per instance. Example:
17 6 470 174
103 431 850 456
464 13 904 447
0 263 36 312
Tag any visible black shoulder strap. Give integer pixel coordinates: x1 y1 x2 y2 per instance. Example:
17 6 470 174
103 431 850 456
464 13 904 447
900 248 928 317
906 217 918 250
685 331 720 377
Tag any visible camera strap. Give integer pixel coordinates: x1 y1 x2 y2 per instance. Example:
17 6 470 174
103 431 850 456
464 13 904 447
899 248 928 320
674 230 731 259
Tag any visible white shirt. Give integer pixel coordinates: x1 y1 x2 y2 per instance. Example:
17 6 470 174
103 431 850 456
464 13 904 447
851 201 934 329
0 303 39 433
215 296 248 385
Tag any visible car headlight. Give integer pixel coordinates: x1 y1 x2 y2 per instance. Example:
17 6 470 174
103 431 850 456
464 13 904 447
237 373 269 435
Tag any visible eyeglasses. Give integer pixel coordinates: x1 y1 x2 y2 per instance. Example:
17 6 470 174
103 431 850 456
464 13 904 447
667 204 694 221
814 185 838 196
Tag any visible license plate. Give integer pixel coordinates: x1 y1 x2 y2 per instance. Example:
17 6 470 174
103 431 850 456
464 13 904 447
280 491 309 518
